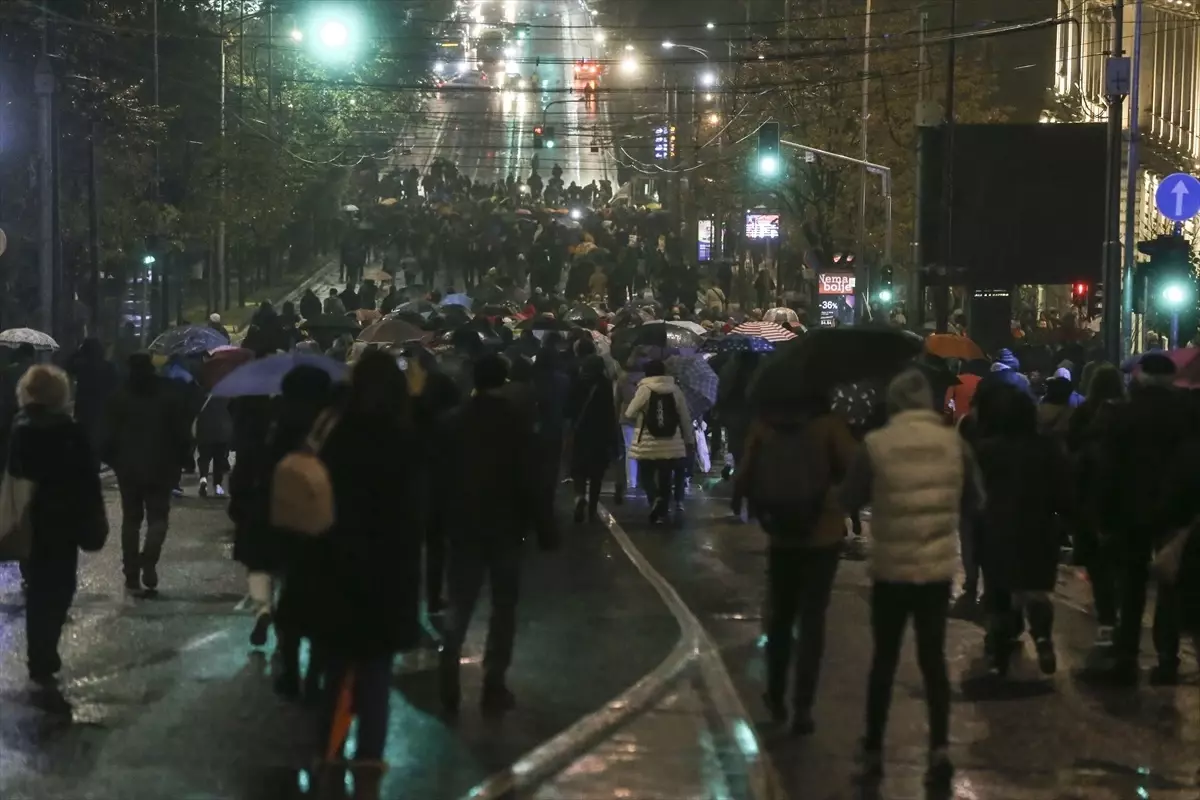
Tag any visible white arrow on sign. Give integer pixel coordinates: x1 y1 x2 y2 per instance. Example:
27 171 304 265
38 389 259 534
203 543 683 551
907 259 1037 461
1172 181 1190 218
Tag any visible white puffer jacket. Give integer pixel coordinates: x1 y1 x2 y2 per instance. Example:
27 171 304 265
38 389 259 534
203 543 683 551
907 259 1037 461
624 375 695 461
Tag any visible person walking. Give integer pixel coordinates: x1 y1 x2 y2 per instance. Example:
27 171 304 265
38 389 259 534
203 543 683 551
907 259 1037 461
67 338 119 469
840 369 984 789
734 390 856 735
565 353 621 523
195 394 233 497
624 359 695 524
439 355 556 714
974 384 1070 676
308 351 422 798
299 288 322 322
101 354 192 594
8 365 107 707
323 288 346 317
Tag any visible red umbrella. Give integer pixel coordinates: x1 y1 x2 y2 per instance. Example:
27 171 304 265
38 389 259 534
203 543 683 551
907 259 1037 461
200 347 254 390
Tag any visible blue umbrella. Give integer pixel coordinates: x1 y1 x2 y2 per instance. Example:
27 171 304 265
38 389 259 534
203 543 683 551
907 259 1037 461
211 353 349 398
441 293 473 309
700 334 775 355
149 325 229 356
665 354 719 419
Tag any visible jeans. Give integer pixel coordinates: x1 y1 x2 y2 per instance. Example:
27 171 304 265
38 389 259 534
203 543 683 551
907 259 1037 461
621 425 638 489
864 581 951 752
197 444 230 486
764 545 841 714
25 558 77 679
441 540 521 684
321 654 393 761
118 480 172 578
1115 535 1180 668
638 458 685 509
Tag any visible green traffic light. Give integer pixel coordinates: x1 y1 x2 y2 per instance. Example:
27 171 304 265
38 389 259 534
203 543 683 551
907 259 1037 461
1162 282 1190 309
546 140 556 149
758 155 778 176
142 255 156 266
878 289 893 303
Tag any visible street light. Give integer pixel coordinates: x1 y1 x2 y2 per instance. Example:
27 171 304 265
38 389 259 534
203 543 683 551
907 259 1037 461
707 112 720 125
290 28 303 42
594 30 606 43
700 71 716 87
621 56 639 74
318 19 349 48
624 43 635 51
706 21 715 30
433 61 446 74
662 41 710 58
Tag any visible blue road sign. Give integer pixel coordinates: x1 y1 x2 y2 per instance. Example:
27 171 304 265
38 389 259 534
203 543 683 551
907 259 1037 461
1155 173 1200 222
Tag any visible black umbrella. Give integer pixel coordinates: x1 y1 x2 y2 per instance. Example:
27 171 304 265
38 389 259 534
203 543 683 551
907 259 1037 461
750 326 924 411
149 325 229 356
563 304 601 328
515 315 575 332
610 320 701 365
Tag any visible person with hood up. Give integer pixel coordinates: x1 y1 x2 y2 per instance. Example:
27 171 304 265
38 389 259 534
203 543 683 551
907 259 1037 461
1036 367 1079 438
9 365 107 702
438 355 556 714
101 354 192 594
1096 352 1200 686
565 353 621 523
624 358 695 524
734 389 856 735
67 337 119 467
974 384 1070 676
840 369 984 789
299 288 322 322
195 392 233 497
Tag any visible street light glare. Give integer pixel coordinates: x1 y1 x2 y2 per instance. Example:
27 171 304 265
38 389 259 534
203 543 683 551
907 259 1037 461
662 40 675 50
624 43 635 51
594 31 605 43
319 19 350 48
700 72 716 87
759 155 779 176
706 21 715 29
878 289 894 303
433 61 446 74
1163 283 1189 307
290 28 303 42
621 57 639 74
707 112 720 125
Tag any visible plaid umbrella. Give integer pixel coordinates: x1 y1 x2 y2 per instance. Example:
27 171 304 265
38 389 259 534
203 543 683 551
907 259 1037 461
731 320 797 343
700 334 775 355
665 354 719 419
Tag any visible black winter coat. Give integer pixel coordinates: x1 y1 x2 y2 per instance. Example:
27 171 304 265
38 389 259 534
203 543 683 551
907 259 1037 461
565 367 620 474
9 408 108 566
228 397 280 571
974 433 1070 592
308 413 422 659
101 377 192 487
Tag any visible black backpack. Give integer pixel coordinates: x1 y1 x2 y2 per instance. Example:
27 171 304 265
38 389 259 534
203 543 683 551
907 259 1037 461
642 391 681 439
746 421 831 536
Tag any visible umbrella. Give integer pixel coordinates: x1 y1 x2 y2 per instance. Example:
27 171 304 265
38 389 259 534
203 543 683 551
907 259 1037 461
394 300 439 318
925 333 985 360
211 353 350 398
389 310 434 328
300 314 361 334
477 302 521 317
515 208 532 216
587 329 611 356
515 315 576 332
765 307 801 327
564 304 601 327
441 293 473 309
358 318 430 345
731 321 797 343
665 355 719 419
200 347 254 390
750 326 924 411
611 320 702 362
647 319 707 336
149 325 229 357
209 344 244 355
700 334 775 355
0 328 58 351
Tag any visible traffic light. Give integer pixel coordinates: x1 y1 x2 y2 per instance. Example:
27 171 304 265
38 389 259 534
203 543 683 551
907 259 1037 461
1071 281 1088 306
878 265 894 303
533 126 544 149
757 121 780 177
544 126 556 149
1135 233 1193 313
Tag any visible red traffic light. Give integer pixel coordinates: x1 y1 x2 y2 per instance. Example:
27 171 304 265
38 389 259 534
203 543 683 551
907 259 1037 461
534 126 543 135
1073 282 1087 296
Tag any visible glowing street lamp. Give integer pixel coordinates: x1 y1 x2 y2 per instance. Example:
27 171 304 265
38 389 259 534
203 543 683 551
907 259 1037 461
620 56 639 75
624 43 635 51
700 71 716 87
706 21 715 30
594 30 606 43
319 19 350 49
290 28 303 42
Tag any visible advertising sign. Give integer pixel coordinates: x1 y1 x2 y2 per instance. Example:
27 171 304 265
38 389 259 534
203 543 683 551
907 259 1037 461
745 212 780 240
697 220 714 262
653 124 676 161
817 272 856 295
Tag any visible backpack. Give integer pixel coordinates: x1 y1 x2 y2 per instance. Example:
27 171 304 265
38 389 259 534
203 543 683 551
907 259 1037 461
270 412 339 537
642 391 681 439
746 421 831 536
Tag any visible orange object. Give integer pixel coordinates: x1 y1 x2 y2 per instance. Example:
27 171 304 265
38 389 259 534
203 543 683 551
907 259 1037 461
325 670 356 761
925 333 985 360
945 373 981 422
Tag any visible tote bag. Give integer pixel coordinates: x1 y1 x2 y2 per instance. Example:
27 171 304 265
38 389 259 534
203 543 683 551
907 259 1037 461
0 470 34 561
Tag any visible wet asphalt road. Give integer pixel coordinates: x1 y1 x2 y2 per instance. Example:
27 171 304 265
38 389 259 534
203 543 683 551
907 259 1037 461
0 477 677 800
607 482 1200 800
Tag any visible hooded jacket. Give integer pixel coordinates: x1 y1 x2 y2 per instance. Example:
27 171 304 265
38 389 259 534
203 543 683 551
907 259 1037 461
624 375 695 461
101 368 192 486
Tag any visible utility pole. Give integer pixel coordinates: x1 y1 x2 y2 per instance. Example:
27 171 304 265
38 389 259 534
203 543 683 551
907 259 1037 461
154 0 166 336
1120 0 1142 357
935 0 957 333
1101 0 1127 361
215 0 227 314
34 4 55 337
88 124 100 339
857 0 872 317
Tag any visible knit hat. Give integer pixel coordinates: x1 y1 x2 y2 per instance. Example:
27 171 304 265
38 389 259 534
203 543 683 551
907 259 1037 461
210 313 221 324
1053 367 1072 381
886 368 934 414
995 348 1020 371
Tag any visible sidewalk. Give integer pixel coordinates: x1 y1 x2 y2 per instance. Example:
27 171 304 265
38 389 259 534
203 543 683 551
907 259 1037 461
0 476 678 800
606 490 1200 800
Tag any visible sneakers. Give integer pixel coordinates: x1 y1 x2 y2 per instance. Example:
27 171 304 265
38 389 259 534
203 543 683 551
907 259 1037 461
141 564 159 592
649 500 667 525
249 612 272 648
198 478 208 498
171 486 184 498
215 484 225 498
1093 625 1114 648
1148 662 1180 686
1035 637 1057 675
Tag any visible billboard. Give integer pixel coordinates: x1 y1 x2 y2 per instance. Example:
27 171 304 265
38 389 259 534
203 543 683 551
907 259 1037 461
818 272 856 295
697 220 714 262
653 124 676 161
745 212 780 240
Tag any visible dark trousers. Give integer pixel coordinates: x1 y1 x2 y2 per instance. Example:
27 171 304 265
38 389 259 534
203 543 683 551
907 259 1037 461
864 581 951 752
425 504 447 609
638 458 684 508
764 544 841 713
320 654 392 761
960 527 980 601
441 541 521 684
25 558 77 679
1115 536 1180 668
118 480 172 578
1085 534 1118 628
572 462 607 513
197 444 230 485
986 588 1054 655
